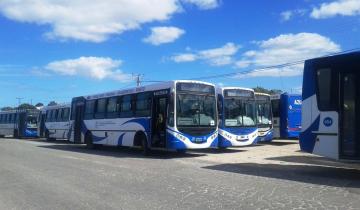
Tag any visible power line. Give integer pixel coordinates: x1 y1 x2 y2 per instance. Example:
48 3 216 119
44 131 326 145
185 48 360 81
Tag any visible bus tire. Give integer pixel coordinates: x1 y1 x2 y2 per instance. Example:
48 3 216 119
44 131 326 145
13 129 19 139
85 131 100 149
135 132 150 156
45 130 51 141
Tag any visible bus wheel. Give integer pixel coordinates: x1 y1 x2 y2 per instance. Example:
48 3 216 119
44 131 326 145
85 132 99 149
13 130 19 139
45 130 51 141
136 132 150 156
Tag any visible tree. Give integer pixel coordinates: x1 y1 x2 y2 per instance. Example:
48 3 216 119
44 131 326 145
35 102 44 107
48 101 58 106
253 86 282 95
18 103 36 110
1 106 14 111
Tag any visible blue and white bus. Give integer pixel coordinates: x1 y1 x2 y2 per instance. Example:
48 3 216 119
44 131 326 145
0 109 39 138
300 51 360 160
217 87 258 148
271 93 302 139
255 92 273 142
38 104 71 141
68 80 218 154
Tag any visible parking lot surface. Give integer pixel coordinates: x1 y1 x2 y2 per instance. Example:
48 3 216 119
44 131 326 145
0 138 359 210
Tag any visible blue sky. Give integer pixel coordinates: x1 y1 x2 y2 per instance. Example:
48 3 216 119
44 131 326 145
0 0 359 107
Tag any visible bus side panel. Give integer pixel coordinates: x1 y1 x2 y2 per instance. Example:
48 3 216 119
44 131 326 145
286 95 302 138
312 112 339 159
300 61 319 153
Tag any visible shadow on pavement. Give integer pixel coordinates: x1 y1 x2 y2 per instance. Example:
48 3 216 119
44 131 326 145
259 140 298 146
38 144 206 159
203 162 360 188
191 148 247 154
267 155 360 169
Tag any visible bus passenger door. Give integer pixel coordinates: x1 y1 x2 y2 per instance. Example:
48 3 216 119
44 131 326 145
74 104 85 144
152 96 168 148
39 113 46 137
18 113 26 137
340 72 359 159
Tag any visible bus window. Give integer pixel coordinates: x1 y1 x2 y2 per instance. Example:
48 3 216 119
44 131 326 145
94 98 107 119
316 68 333 110
62 108 70 121
135 92 152 117
85 100 96 120
106 97 119 119
120 95 133 118
57 108 63 122
271 99 280 118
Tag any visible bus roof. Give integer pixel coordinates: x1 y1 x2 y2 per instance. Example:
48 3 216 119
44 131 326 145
79 80 215 101
217 86 254 93
40 103 71 112
305 51 360 67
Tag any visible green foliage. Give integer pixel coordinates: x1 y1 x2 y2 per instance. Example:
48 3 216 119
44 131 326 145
35 102 44 107
253 86 283 95
18 103 36 110
48 101 58 106
1 106 14 111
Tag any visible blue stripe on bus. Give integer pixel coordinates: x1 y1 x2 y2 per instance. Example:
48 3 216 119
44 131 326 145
300 115 320 153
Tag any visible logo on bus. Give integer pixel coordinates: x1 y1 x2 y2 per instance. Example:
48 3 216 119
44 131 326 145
294 100 302 105
323 117 333 127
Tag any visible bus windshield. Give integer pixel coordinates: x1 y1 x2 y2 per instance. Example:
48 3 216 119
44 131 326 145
256 102 272 125
27 115 38 128
176 94 216 127
224 99 256 127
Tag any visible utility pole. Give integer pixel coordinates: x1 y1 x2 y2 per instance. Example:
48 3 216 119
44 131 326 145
16 97 23 107
132 74 144 87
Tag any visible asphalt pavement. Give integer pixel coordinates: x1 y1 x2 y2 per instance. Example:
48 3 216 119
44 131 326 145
0 138 359 210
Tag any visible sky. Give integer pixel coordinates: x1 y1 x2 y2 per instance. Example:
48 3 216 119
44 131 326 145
0 0 359 107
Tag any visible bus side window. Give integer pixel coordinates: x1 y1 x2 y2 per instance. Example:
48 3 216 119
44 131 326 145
0 114 3 124
106 97 119 119
85 100 96 120
120 95 133 118
63 108 70 121
57 108 63 122
94 98 107 119
135 92 152 117
316 68 335 110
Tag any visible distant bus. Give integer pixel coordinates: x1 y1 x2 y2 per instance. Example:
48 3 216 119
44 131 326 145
217 87 258 147
271 93 302 139
68 80 218 154
300 51 360 160
38 104 71 141
0 109 39 138
255 92 273 142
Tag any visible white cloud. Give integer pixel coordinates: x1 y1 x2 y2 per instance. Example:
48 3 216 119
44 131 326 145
143 26 185 45
311 0 360 19
181 0 220 10
280 11 293 21
0 0 221 42
171 42 240 66
171 53 197 62
280 9 307 22
45 57 131 81
234 33 341 78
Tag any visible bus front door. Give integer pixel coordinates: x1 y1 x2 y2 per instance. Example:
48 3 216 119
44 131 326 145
152 96 167 148
39 113 46 137
340 72 360 159
74 104 84 144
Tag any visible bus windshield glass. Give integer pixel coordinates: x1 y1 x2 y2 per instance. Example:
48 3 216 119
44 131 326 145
256 102 272 125
224 99 256 127
27 115 38 128
176 94 216 127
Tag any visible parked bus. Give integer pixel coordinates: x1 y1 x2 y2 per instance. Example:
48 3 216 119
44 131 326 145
38 104 71 141
300 51 360 160
68 80 218 154
0 109 39 138
255 92 273 142
271 93 302 139
217 87 258 147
